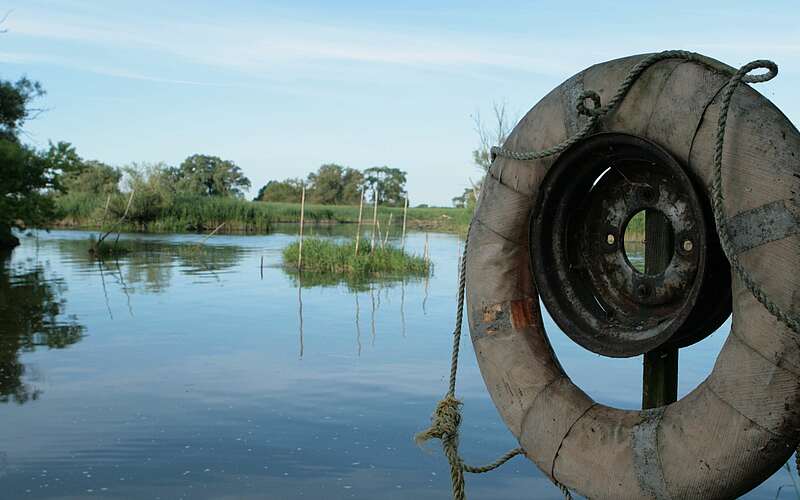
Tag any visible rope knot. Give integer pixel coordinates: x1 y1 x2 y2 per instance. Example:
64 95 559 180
576 90 603 117
415 395 462 446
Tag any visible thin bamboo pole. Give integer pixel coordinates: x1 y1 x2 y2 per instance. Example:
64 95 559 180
200 222 225 245
383 213 393 248
401 196 408 248
370 190 378 252
297 184 306 269
355 190 364 256
99 194 111 230
98 190 134 245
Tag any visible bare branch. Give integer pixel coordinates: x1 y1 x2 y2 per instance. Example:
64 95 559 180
98 190 134 245
470 100 515 173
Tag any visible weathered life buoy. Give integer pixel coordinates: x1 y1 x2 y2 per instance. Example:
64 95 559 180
467 52 800 498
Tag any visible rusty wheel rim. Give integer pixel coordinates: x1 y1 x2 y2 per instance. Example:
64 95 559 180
531 133 729 357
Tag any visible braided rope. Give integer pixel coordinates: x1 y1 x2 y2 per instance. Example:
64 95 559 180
709 60 800 334
416 225 571 499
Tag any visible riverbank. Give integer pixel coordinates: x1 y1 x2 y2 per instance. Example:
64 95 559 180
51 193 649 240
52 193 472 234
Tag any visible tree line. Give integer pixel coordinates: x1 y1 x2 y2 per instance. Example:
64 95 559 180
0 71 262 246
1 68 476 249
53 149 254 227
255 164 408 207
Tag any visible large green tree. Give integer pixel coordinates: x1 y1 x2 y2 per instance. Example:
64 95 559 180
255 179 304 203
0 78 69 249
0 78 43 141
363 166 407 206
175 154 251 197
306 164 364 205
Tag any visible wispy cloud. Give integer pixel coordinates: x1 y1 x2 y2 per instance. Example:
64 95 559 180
0 51 246 87
6 1 800 83
3 7 578 80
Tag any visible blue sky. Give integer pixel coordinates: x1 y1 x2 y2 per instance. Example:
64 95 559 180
2 0 799 205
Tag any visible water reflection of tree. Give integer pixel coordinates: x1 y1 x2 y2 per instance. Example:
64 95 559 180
0 255 84 404
55 238 246 293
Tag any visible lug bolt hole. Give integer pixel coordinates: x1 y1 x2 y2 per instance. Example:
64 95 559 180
683 239 693 252
607 234 616 245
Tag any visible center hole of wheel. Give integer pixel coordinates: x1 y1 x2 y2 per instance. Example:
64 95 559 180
623 209 673 275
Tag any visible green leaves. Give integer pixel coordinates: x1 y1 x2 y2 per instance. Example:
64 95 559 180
256 179 304 203
363 166 407 207
256 164 408 207
0 140 56 230
177 154 251 197
0 77 45 142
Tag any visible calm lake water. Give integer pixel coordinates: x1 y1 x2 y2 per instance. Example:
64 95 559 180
0 228 794 499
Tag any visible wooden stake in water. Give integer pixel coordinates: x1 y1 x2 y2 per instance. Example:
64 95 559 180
423 232 430 263
383 213 393 248
297 184 306 269
401 196 408 248
370 190 378 252
199 222 225 246
355 190 364 256
99 193 112 230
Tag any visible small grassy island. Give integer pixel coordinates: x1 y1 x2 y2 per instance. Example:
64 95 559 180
283 238 431 276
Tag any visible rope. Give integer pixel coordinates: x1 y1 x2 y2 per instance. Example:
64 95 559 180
416 225 570 499
420 50 798 499
705 58 800 477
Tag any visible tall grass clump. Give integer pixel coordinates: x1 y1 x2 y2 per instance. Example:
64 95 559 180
283 238 431 276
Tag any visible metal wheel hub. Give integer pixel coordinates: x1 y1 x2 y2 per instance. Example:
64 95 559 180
531 133 731 357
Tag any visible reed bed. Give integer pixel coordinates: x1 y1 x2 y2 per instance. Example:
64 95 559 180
53 193 471 233
282 238 431 276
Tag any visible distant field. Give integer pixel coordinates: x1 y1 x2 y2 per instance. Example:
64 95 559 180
53 193 472 234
